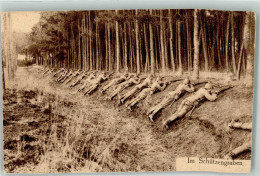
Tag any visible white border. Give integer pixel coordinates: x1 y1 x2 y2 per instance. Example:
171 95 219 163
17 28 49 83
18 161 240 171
0 0 259 175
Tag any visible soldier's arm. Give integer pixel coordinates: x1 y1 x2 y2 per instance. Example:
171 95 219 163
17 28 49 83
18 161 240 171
132 79 140 84
103 75 108 80
157 82 166 91
204 90 217 101
185 84 195 93
89 75 95 79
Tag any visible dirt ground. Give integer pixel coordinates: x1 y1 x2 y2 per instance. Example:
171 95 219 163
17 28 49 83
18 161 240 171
3 65 253 173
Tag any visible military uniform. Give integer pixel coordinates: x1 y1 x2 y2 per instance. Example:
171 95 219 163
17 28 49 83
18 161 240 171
106 76 140 100
70 72 86 87
225 121 252 159
148 80 195 122
84 74 107 95
125 78 166 110
101 74 130 93
119 76 152 104
78 73 96 91
163 83 217 128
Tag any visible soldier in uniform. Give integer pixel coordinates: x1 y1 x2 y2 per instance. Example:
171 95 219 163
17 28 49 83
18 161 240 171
64 70 81 84
119 74 153 104
69 72 87 88
59 70 73 83
125 77 166 111
78 72 97 91
43 67 51 75
105 74 141 100
84 73 108 95
53 68 65 77
162 83 217 128
57 69 69 82
101 73 130 94
147 78 195 122
225 120 252 160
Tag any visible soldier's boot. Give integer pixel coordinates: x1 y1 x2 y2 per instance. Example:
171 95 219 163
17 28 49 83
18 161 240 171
78 84 86 91
110 92 117 100
125 100 131 108
148 105 161 121
224 153 234 160
147 104 160 115
127 99 138 111
88 87 95 95
84 90 89 96
224 142 251 160
148 108 159 122
120 97 126 104
162 112 180 129
104 96 110 101
148 113 155 122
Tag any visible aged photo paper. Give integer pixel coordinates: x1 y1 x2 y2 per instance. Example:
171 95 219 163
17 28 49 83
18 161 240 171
1 9 255 173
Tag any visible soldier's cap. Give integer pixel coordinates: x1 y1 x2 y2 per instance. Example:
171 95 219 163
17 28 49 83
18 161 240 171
183 78 191 84
204 83 214 90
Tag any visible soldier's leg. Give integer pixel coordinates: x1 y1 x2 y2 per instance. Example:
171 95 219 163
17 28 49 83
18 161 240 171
162 103 191 128
109 88 120 100
90 84 98 94
126 94 141 108
228 121 252 131
84 86 92 95
102 81 114 92
121 88 138 103
86 84 98 95
78 81 86 91
134 91 149 106
225 141 251 159
125 96 136 108
149 97 172 115
148 98 173 121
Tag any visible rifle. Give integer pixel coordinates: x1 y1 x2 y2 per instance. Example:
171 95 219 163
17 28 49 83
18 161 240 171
188 85 234 118
165 79 183 85
107 72 115 78
213 85 234 95
193 81 208 86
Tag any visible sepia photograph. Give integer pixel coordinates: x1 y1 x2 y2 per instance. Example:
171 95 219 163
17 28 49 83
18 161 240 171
1 9 256 173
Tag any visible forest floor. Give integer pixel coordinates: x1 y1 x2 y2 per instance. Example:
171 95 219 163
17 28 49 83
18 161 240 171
3 65 253 173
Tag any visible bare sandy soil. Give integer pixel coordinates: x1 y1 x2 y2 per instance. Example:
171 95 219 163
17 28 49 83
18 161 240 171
3 65 253 173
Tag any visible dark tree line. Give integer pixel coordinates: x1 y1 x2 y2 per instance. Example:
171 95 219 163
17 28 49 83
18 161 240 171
26 9 255 81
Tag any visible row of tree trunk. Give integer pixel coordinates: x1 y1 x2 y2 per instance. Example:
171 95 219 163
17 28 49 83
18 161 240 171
1 12 18 90
30 9 255 82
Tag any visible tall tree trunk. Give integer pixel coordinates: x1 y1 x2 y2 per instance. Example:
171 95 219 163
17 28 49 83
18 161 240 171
231 12 237 73
144 24 149 73
96 20 99 70
201 18 209 72
245 12 255 85
78 18 81 70
160 10 166 73
135 10 140 74
116 10 120 72
236 43 244 80
193 9 199 79
177 21 183 75
108 22 112 71
164 25 169 70
128 22 133 72
186 12 191 74
216 15 222 69
225 13 230 73
89 15 93 70
149 10 155 75
124 22 128 71
169 10 175 72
